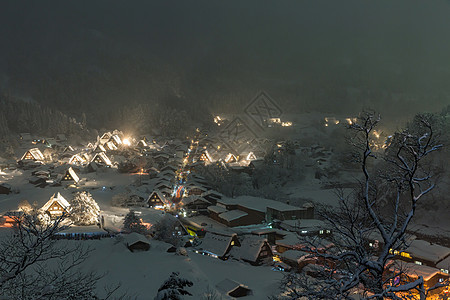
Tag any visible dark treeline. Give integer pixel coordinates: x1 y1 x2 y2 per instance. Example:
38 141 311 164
0 97 85 137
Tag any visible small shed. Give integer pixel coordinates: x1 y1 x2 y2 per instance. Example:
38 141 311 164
124 232 150 252
216 279 252 298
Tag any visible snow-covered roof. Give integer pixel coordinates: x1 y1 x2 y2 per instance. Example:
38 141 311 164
230 236 271 263
280 219 330 232
124 232 150 247
69 154 85 165
219 210 248 222
41 192 71 212
208 206 227 214
437 255 450 271
219 196 304 213
147 190 168 204
21 148 45 161
92 152 112 166
182 195 210 206
198 232 237 258
64 167 80 183
280 249 311 263
216 278 251 295
405 240 450 264
390 261 447 282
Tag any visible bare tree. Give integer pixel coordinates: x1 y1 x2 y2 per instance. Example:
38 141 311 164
275 112 443 299
0 211 122 299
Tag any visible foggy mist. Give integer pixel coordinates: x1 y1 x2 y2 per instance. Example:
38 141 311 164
1 0 450 127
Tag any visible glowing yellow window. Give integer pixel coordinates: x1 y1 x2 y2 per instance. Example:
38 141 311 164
401 252 412 259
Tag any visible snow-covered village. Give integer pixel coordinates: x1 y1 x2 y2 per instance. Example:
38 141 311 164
1 1 450 299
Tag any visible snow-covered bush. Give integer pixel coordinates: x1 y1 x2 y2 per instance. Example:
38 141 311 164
155 272 193 300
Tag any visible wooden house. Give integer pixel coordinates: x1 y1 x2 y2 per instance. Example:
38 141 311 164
199 150 213 163
99 132 112 144
0 183 12 195
215 279 252 298
187 185 208 196
41 193 70 218
21 148 45 161
389 261 449 295
195 232 240 260
61 167 80 184
200 190 224 204
93 144 107 153
181 195 211 211
160 165 178 173
224 153 238 164
147 190 168 208
109 135 122 147
91 152 112 167
124 233 150 252
69 154 86 165
394 239 450 268
105 141 118 151
230 236 273 265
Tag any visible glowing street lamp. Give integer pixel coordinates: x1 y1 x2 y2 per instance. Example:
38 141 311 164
123 138 131 146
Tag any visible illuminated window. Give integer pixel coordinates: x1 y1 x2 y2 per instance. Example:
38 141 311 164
400 252 412 259
415 261 422 265
231 241 235 246
319 230 324 234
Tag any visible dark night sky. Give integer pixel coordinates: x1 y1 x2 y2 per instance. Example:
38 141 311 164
1 0 450 124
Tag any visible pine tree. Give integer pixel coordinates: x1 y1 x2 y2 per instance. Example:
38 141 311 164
123 211 147 234
70 192 101 226
155 272 193 300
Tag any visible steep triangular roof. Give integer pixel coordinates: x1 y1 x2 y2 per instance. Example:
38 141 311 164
41 192 70 213
92 152 112 166
21 148 45 161
197 232 238 258
230 236 272 263
62 167 80 183
69 154 85 165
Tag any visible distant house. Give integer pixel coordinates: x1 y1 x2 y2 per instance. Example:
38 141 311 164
280 249 316 271
93 144 107 153
182 196 210 212
137 140 147 148
124 233 150 252
215 279 252 298
91 152 112 167
69 154 86 165
109 135 122 147
199 150 213 163
147 190 168 209
230 236 273 265
395 239 450 268
0 183 12 195
105 141 117 151
61 167 80 184
86 161 99 173
201 190 224 205
41 193 70 217
56 134 67 143
195 232 240 260
100 132 112 144
224 153 238 164
19 133 32 141
389 261 449 295
187 185 207 196
21 148 45 161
